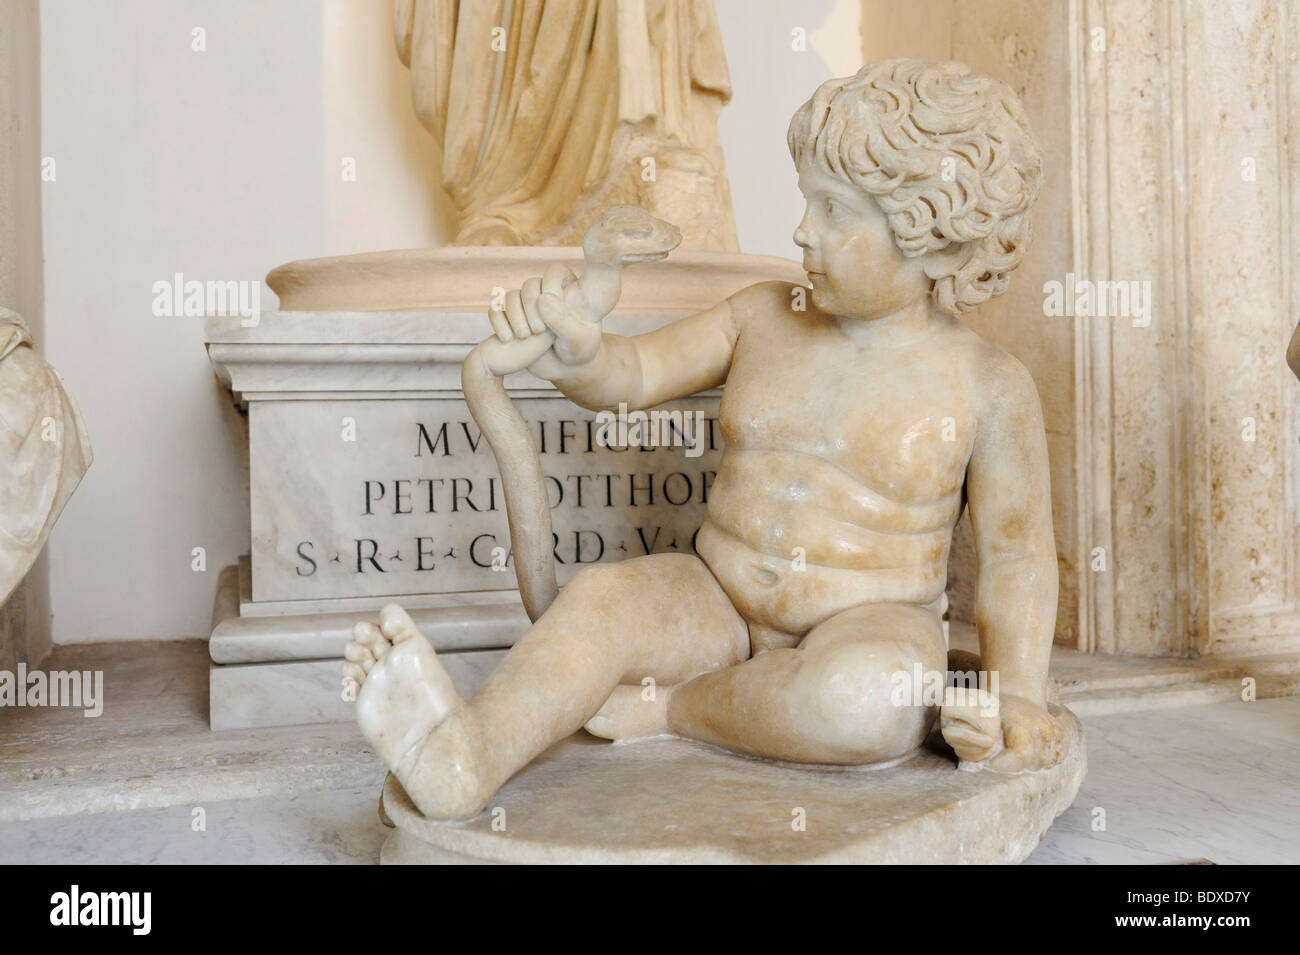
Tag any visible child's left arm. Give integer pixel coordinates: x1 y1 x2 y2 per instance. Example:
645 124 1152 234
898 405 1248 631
942 351 1064 771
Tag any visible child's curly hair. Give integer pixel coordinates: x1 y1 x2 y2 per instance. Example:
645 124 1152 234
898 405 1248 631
788 60 1042 314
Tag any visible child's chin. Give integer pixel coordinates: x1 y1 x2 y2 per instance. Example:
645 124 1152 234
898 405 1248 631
810 288 835 312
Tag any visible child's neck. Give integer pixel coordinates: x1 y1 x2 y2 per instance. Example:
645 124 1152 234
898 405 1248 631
833 298 950 350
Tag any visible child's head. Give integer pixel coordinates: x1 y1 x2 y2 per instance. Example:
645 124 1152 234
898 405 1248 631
788 60 1042 317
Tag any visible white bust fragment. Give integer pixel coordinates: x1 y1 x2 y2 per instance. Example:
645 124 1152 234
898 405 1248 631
0 307 92 607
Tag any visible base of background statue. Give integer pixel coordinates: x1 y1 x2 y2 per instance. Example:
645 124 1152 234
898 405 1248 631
377 705 1085 865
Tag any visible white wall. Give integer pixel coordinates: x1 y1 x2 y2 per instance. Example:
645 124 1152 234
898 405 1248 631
1 0 52 668
319 0 455 254
41 0 323 642
717 0 858 257
39 0 853 643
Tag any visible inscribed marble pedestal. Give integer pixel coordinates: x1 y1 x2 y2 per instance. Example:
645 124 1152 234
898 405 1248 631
203 248 805 730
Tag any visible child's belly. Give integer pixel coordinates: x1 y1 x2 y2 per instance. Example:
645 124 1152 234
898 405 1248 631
695 519 948 638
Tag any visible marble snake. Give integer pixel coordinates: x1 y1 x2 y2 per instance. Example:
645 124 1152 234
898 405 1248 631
461 206 683 622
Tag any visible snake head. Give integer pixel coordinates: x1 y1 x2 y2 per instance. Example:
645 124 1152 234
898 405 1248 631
582 206 682 267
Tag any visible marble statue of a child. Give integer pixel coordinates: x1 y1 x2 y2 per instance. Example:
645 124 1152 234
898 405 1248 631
344 59 1062 820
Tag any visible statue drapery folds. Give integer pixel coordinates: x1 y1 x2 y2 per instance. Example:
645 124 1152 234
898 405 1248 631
395 0 738 250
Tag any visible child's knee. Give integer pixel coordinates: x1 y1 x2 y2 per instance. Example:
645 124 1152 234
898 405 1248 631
794 612 945 763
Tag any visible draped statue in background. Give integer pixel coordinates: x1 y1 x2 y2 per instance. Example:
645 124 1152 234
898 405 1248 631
395 0 739 250
0 308 91 608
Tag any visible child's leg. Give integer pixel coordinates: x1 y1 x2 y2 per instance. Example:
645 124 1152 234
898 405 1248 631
345 553 749 819
664 602 946 764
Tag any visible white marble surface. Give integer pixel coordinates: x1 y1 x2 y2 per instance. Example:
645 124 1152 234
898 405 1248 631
950 621 1300 717
250 394 722 602
0 787 386 864
234 556 524 619
209 562 531 662
3 695 1296 863
378 704 1085 864
0 640 383 823
1025 696 1300 864
210 649 507 731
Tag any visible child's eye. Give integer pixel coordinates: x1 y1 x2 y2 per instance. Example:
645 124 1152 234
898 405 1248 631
825 198 838 216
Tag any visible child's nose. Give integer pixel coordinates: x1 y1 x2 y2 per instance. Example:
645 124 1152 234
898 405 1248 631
793 213 815 249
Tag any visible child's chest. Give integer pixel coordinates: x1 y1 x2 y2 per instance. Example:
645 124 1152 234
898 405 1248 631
720 317 977 499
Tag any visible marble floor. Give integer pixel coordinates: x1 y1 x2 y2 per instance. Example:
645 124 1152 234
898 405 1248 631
1026 696 1300 864
0 641 1297 864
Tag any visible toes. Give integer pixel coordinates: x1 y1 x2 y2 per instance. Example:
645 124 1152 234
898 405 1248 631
582 685 668 742
341 661 367 685
583 714 614 739
379 604 422 644
354 621 390 655
344 640 375 666
582 693 618 739
347 622 393 674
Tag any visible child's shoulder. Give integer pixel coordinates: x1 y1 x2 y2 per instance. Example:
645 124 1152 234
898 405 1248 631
725 280 805 319
948 325 1042 413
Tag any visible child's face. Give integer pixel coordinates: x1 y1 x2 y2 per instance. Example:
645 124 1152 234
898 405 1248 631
794 160 930 319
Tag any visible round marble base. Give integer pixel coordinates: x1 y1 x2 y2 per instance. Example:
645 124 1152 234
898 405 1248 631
265 247 805 313
379 705 1085 864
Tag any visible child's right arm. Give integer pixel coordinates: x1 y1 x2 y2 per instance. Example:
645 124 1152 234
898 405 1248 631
495 263 743 412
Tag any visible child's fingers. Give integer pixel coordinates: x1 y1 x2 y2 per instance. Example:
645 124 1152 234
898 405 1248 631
503 290 531 339
488 305 513 342
520 277 546 334
940 703 1002 762
541 263 577 296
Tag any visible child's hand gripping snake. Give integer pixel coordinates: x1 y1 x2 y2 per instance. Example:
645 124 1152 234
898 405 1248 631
461 206 683 622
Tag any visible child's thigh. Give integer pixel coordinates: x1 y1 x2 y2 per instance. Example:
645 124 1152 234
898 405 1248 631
556 552 751 684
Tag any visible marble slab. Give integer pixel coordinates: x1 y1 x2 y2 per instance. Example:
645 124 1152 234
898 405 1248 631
380 705 1086 865
209 562 529 664
208 560 513 731
234 557 521 619
210 648 507 732
0 788 389 864
0 640 382 823
5 633 1294 863
7 697 1292 863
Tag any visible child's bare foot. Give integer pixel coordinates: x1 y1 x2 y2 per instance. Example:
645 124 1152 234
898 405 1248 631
584 683 675 741
343 604 488 818
344 604 459 767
